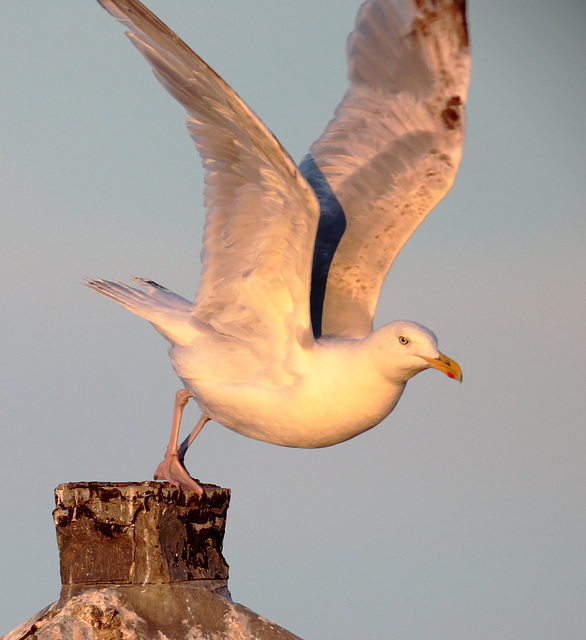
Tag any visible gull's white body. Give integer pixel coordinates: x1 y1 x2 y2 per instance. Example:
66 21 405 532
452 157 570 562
174 325 422 449
87 0 469 488
178 337 405 449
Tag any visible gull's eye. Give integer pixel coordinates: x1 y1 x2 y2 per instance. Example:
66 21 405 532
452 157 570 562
398 335 410 345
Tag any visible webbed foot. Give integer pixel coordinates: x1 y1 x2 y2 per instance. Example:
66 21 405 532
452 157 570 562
154 452 204 495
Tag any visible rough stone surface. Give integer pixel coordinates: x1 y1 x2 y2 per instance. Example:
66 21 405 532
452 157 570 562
3 586 303 640
2 482 304 640
54 482 230 589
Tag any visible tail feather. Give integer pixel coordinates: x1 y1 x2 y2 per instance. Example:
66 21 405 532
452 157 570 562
84 278 198 346
129 277 194 312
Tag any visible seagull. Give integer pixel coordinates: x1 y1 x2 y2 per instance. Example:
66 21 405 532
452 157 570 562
87 0 469 494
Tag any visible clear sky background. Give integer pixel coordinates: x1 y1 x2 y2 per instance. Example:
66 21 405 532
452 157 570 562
1 0 585 637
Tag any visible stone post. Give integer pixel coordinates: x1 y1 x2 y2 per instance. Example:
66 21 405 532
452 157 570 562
3 482 302 640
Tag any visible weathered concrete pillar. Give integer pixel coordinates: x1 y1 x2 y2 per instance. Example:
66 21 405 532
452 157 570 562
54 482 231 595
4 482 302 640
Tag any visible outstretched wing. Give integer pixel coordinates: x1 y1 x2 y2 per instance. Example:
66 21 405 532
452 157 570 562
98 0 319 354
303 0 470 338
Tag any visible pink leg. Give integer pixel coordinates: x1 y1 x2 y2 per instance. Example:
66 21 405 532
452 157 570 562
178 414 210 460
153 389 210 495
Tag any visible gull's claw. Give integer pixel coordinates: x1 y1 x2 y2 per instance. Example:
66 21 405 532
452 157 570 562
154 452 204 495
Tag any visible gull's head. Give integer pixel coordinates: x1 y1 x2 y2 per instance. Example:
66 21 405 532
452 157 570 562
368 320 462 385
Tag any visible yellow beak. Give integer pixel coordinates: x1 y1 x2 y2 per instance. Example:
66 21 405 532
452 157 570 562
420 351 463 382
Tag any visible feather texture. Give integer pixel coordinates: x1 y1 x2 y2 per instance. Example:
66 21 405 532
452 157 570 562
304 0 470 338
97 0 319 358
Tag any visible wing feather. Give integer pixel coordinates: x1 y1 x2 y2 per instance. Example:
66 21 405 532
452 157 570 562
304 0 470 338
98 0 319 354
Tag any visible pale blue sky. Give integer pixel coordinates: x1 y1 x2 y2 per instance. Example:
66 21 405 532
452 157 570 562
2 0 586 638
